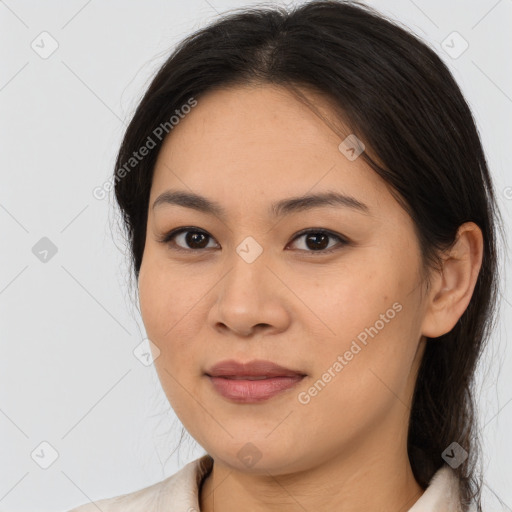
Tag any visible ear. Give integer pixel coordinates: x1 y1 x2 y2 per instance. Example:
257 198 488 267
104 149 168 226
421 222 484 338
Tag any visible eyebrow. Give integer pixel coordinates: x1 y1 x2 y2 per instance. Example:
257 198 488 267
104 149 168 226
152 189 371 218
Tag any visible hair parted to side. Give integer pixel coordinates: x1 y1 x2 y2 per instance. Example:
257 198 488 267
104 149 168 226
112 1 504 509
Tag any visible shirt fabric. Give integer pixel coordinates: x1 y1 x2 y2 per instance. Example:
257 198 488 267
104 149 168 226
67 454 463 511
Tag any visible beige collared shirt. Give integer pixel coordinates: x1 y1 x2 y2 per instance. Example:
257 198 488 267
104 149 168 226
67 454 463 511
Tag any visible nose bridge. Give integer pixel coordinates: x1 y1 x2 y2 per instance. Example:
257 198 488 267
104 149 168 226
210 235 289 335
222 236 269 305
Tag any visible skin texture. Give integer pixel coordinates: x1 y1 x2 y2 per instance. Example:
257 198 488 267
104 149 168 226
137 84 483 512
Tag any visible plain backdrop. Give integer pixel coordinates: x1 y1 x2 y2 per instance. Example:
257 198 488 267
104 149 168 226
1 0 511 510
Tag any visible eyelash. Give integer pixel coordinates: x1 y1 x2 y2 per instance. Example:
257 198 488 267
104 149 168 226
157 227 349 255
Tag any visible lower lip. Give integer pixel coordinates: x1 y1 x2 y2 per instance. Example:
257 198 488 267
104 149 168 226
207 375 305 403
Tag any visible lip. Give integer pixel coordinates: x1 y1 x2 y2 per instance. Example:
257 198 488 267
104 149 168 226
205 359 307 403
206 359 306 378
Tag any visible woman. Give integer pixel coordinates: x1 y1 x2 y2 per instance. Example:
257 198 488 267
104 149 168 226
68 0 503 510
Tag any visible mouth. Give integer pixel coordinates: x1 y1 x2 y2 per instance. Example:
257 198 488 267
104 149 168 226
205 359 307 403
206 374 306 403
215 375 280 380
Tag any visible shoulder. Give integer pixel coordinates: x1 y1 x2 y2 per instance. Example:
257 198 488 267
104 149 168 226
65 454 213 512
65 476 175 512
408 465 464 512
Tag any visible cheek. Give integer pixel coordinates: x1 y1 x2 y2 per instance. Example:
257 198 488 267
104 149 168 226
138 253 190 342
138 262 201 418
138 256 204 376
295 263 398 345
299 257 421 393
294 311 419 447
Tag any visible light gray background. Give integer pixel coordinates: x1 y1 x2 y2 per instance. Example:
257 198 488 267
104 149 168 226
1 0 511 510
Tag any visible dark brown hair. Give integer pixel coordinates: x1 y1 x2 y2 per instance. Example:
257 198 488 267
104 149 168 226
111 1 504 509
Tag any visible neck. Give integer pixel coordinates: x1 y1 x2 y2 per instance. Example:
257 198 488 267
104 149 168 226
199 438 424 512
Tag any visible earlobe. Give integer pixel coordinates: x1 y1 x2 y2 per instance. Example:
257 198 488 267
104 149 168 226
420 222 484 339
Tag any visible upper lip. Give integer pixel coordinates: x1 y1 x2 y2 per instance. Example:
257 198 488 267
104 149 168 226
205 359 306 378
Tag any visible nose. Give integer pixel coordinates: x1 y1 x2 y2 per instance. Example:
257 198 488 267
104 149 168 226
208 251 291 338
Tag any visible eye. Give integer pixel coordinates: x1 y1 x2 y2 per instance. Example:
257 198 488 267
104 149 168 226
158 227 349 254
158 227 219 252
287 228 348 254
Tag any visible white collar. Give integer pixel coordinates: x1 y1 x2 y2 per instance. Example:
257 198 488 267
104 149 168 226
70 454 463 511
407 465 463 511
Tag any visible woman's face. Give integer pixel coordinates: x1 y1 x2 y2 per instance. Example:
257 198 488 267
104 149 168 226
138 84 430 474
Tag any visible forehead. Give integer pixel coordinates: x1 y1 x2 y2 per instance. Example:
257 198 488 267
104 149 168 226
160 83 349 156
150 84 389 214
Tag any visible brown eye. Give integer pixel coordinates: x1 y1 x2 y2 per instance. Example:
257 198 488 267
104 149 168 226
288 229 348 254
183 231 209 249
159 227 348 255
305 232 329 250
160 228 218 251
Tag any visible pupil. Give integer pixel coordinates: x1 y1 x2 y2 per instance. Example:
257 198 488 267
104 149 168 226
307 233 328 250
187 232 208 249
